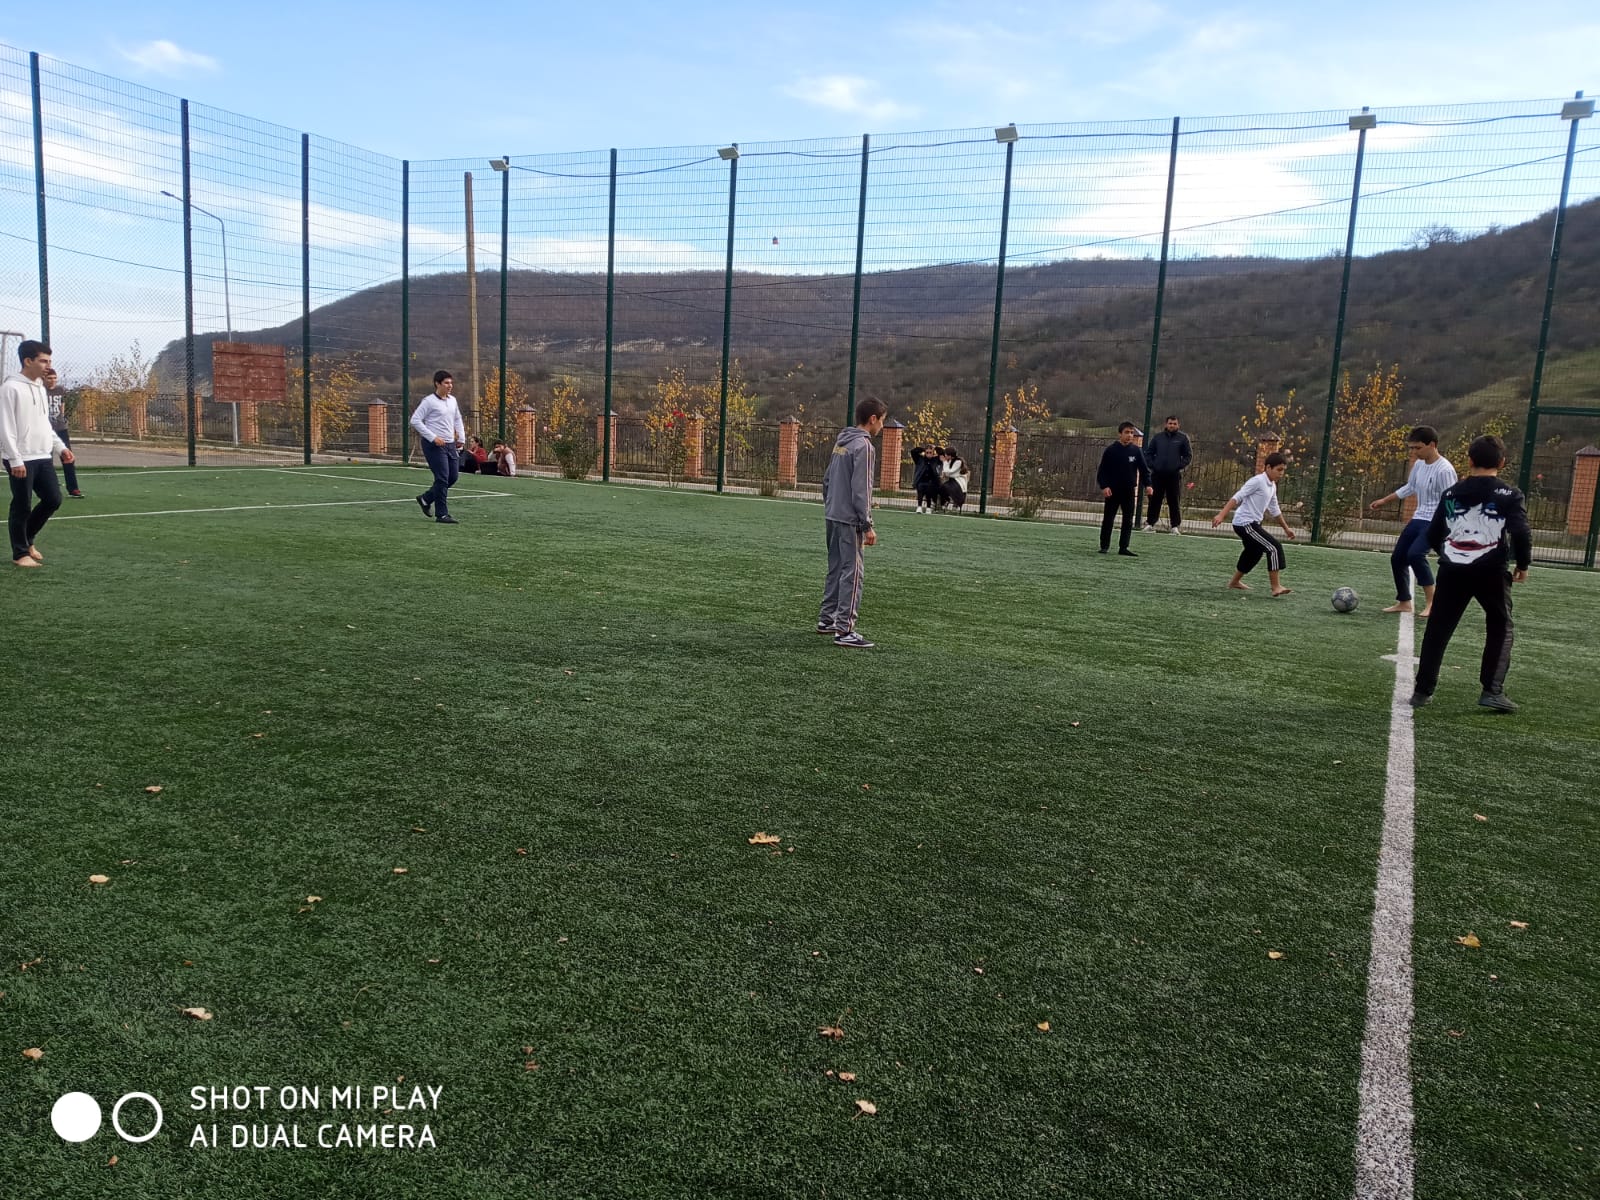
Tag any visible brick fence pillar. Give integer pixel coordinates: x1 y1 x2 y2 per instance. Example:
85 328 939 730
1568 445 1600 537
878 419 905 492
685 415 705 479
778 416 799 487
238 402 260 445
1255 434 1282 474
366 400 388 457
594 413 617 474
192 402 203 444
991 426 1019 501
515 406 536 461
309 407 323 452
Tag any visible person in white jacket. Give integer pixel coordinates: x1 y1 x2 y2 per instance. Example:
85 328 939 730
1 340 73 569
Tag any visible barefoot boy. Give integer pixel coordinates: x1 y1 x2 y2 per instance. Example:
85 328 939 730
1212 452 1296 596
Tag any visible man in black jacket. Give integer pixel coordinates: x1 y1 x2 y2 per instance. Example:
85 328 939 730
1143 414 1191 533
1097 422 1151 556
1410 435 1532 713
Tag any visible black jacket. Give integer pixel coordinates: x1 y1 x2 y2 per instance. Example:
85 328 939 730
1097 441 1149 493
1144 429 1192 474
910 447 942 487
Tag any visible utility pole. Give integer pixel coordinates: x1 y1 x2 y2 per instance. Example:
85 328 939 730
464 171 480 430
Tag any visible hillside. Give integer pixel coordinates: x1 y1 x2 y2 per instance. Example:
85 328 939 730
155 199 1600 441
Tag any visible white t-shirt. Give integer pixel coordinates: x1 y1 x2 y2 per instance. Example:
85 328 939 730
1230 472 1281 526
1395 455 1457 522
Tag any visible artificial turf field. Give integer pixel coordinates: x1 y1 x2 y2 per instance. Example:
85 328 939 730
3 464 1596 1200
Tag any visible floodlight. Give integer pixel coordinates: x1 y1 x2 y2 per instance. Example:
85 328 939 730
994 124 1019 143
1560 98 1594 120
1348 111 1377 130
718 145 740 161
490 158 510 171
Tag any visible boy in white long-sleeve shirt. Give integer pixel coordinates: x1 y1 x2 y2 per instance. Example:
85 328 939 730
1 340 74 569
1368 425 1456 616
1211 452 1296 596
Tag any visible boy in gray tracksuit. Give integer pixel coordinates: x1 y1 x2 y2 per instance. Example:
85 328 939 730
817 396 887 648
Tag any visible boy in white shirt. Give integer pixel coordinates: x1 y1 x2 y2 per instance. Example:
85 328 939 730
1211 452 1296 596
1 340 74 568
1368 425 1456 616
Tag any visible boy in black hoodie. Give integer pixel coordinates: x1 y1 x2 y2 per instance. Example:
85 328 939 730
1097 422 1151 556
1410 435 1532 712
910 443 943 513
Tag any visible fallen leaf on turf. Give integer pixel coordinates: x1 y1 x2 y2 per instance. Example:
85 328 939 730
107 1155 118 1166
1070 722 1081 728
1447 1030 1464 1037
748 833 780 846
523 1045 534 1054
1267 951 1286 960
1509 920 1529 930
838 1071 857 1082
1036 1022 1051 1032
973 967 984 975
524 1061 539 1071
853 1100 877 1117
306 896 322 904
410 826 426 833
181 1007 213 1020
1456 933 1481 948
22 1047 43 1061
144 785 162 794
563 669 575 676
426 958 440 964
818 1025 845 1041
515 848 527 856
1473 813 1488 822
346 625 356 630
250 733 265 739
392 867 408 875
88 874 110 885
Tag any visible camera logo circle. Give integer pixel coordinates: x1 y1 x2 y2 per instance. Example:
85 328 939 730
51 1092 164 1143
51 1092 102 1142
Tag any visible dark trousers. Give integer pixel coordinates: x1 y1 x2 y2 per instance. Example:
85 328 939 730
7 458 62 560
52 426 79 492
1146 470 1183 527
460 456 482 474
421 442 459 518
1414 564 1514 695
1233 522 1285 574
1100 489 1135 550
1391 518 1435 601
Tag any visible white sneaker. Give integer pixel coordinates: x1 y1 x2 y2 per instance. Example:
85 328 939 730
1170 525 1182 535
1141 524 1155 533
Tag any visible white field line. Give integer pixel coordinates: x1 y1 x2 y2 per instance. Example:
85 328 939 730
52 493 510 521
1354 606 1418 1200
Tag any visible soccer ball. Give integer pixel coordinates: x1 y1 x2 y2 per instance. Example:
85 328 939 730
1332 586 1359 613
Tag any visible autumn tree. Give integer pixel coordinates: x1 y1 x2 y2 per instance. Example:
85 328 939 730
288 353 367 449
546 376 594 479
82 340 157 429
998 380 1052 430
1329 362 1408 515
903 396 954 452
1233 389 1313 465
478 367 529 437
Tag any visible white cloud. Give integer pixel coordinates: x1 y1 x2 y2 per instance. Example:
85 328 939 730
782 76 916 122
119 40 220 77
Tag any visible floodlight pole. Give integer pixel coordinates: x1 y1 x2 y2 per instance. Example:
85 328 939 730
494 156 510 444
29 52 50 343
1519 92 1592 493
402 159 411 465
301 132 312 466
846 133 870 426
979 126 1018 516
1141 117 1181 441
181 100 196 466
604 148 618 482
716 145 739 493
1310 109 1375 545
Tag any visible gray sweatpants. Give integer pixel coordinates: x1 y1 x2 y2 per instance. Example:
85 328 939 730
819 520 866 633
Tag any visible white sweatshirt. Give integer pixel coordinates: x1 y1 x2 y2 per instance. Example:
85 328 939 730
0 372 66 466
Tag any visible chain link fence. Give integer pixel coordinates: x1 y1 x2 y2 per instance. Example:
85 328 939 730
3 43 1597 563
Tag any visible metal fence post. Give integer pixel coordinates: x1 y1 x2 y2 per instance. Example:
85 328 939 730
846 133 869 426
1310 110 1375 544
716 144 739 493
181 99 196 467
604 148 617 482
497 154 509 444
402 159 411 465
301 132 312 465
979 127 1018 515
1142 117 1181 440
29 52 49 343
1519 92 1592 492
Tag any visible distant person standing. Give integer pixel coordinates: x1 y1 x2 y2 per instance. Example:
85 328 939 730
1 340 73 569
43 366 83 498
1368 426 1456 616
1142 414 1191 533
1212 452 1295 596
410 370 465 525
817 395 887 648
1410 435 1531 713
1097 421 1151 556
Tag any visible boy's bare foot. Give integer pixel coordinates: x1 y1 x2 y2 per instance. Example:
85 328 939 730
1382 601 1412 613
1227 581 1251 591
13 556 41 568
1418 607 1432 618
26 546 42 562
1271 587 1294 597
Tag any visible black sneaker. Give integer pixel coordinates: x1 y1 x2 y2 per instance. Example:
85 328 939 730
816 622 838 635
436 515 459 525
417 494 432 518
1408 691 1432 709
1098 547 1109 554
1477 691 1517 713
833 631 874 649
1118 548 1138 557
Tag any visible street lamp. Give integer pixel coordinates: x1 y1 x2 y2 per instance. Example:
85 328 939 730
162 189 236 444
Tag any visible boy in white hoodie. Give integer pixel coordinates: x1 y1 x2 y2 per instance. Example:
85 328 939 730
1 340 74 568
